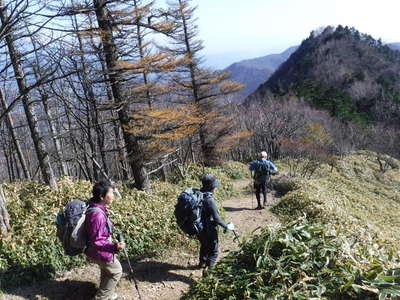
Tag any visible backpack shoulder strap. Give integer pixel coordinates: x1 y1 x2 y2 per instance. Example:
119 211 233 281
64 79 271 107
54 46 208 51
86 207 103 215
201 192 213 207
86 207 111 233
194 189 204 201
202 191 212 198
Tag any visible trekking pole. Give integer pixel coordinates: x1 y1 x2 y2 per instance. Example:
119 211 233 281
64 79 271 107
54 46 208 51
224 228 240 243
251 189 254 210
116 233 143 300
232 230 240 243
250 171 254 209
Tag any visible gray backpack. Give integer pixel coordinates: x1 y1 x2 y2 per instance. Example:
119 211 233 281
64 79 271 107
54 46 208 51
56 200 102 256
174 188 204 236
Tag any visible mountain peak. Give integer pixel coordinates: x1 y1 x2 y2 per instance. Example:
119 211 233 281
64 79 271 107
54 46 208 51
224 46 298 99
249 26 400 124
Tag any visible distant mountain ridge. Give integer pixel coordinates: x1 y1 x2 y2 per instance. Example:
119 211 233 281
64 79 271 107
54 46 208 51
388 42 400 51
249 26 400 125
225 46 298 98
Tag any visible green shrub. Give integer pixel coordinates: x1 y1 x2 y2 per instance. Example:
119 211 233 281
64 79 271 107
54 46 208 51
185 152 400 299
270 175 300 196
184 217 400 300
0 162 246 289
219 161 249 180
272 151 400 245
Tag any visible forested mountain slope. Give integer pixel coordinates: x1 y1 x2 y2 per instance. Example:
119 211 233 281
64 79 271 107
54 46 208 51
251 26 400 125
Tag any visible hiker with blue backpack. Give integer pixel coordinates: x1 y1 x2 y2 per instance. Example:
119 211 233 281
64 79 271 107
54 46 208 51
249 151 278 209
174 174 235 276
85 180 125 300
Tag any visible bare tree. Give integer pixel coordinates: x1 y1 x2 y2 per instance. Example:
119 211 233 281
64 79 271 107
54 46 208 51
0 0 57 189
0 87 31 179
26 29 69 177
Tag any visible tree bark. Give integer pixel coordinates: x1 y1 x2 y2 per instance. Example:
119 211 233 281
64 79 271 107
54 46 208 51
0 184 11 235
98 48 129 180
7 143 15 181
2 141 12 182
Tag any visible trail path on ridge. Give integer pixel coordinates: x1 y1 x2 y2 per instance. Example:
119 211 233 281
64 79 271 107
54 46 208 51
3 179 280 300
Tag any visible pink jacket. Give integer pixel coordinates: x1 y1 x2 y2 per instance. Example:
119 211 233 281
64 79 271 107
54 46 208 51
85 202 118 262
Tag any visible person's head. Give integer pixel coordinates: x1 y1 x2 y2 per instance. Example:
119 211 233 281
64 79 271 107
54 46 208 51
260 151 268 159
91 180 115 205
201 174 220 192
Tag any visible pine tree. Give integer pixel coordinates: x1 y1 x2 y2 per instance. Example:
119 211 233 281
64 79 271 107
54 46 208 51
163 0 244 166
60 0 184 189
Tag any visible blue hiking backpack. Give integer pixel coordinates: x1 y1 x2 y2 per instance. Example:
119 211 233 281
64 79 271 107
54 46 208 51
56 200 102 256
174 188 204 236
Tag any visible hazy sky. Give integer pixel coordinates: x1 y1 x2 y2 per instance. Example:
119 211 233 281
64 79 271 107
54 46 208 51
191 0 400 69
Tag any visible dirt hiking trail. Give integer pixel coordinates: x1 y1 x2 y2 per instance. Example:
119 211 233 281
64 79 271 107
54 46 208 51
2 179 280 300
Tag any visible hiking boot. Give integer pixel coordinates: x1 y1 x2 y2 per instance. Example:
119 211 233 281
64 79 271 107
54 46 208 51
198 261 207 269
256 205 262 210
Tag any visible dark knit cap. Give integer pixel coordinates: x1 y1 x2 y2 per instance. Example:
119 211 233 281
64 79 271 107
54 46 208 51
201 174 220 190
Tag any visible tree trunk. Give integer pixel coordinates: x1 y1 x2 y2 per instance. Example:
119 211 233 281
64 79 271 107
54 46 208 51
41 93 69 177
0 87 31 180
0 184 11 235
112 117 129 180
178 0 215 166
99 53 129 180
7 143 15 181
12 150 21 180
3 142 12 182
93 0 150 190
0 2 57 189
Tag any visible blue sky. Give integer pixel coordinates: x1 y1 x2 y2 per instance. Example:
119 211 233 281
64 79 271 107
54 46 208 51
191 0 400 69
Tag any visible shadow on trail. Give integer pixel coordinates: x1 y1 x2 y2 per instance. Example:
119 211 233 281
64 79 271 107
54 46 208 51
0 263 56 291
223 206 254 212
122 260 197 285
5 279 96 300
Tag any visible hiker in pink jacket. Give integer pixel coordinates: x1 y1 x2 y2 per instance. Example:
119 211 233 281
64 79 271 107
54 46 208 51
85 180 125 300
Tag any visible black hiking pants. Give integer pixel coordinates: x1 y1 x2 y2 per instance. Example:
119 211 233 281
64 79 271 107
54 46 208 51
198 226 219 267
254 180 267 207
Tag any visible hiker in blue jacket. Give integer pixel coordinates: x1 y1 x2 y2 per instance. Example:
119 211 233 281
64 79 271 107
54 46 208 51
249 151 278 209
198 174 235 276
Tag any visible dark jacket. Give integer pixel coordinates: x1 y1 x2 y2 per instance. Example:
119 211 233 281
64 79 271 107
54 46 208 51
200 191 227 230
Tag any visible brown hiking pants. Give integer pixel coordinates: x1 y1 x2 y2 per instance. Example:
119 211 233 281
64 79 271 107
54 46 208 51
89 256 123 300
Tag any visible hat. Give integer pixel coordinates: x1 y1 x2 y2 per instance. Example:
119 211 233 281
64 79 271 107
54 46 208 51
201 174 220 190
261 151 268 158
